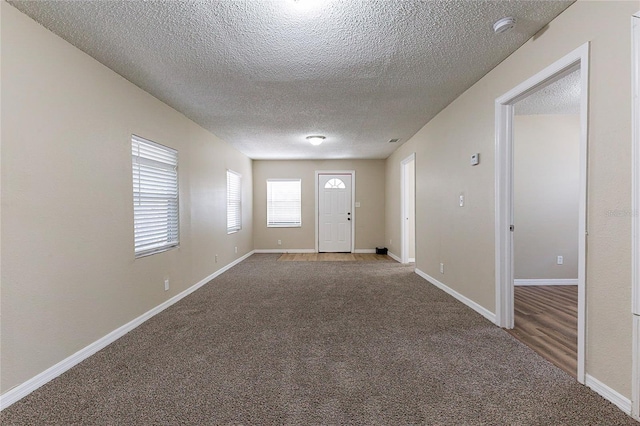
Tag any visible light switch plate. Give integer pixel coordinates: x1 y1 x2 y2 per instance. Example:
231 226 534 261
355 202 361 208
471 153 480 166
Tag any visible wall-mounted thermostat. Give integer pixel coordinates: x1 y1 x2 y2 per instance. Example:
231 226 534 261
471 153 480 166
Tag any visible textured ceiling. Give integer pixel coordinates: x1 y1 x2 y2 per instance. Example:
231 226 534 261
8 0 574 159
516 68 581 115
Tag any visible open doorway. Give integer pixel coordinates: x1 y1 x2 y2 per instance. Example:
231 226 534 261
495 43 589 383
401 154 416 264
508 69 581 378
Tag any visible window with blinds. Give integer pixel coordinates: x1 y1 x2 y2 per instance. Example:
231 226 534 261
227 170 242 233
267 179 302 227
131 135 179 257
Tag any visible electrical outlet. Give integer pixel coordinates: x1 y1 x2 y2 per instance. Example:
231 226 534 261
164 278 169 291
390 239 392 245
557 256 564 265
234 246 238 254
459 193 464 207
278 239 282 245
215 254 218 263
440 263 444 274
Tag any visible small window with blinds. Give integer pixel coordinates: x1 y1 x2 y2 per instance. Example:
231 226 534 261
267 179 302 227
227 170 242 233
131 135 179 258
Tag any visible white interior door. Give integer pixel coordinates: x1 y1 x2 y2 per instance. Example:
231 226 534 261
633 13 640 317
318 174 352 252
631 12 639 421
401 154 416 264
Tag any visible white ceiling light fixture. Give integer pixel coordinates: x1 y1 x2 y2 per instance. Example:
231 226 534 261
306 135 325 146
493 17 516 34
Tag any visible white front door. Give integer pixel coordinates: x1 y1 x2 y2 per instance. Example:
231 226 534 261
318 174 352 252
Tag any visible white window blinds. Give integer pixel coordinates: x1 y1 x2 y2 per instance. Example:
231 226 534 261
267 179 302 227
132 135 179 257
227 170 242 233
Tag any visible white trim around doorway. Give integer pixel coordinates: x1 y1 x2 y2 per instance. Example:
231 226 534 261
631 12 640 421
494 42 589 384
401 153 416 264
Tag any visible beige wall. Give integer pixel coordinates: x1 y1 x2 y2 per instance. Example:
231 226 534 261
514 114 580 280
253 160 385 251
1 3 253 394
385 1 637 398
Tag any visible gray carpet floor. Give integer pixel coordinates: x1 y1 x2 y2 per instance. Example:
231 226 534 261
2 254 637 425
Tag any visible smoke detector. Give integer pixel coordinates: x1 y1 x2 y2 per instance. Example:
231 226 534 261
493 17 516 34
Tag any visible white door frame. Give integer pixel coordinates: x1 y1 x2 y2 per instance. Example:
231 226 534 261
631 11 640 421
401 153 416 264
495 43 589 384
315 170 356 253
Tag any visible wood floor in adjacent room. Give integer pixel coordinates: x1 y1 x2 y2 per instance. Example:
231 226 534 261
507 285 578 378
278 253 393 262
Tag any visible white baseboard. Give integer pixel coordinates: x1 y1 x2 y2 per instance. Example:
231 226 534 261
585 374 632 415
415 268 496 323
514 278 578 286
253 249 316 254
0 250 255 411
256 249 381 255
408 257 415 263
387 251 401 263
